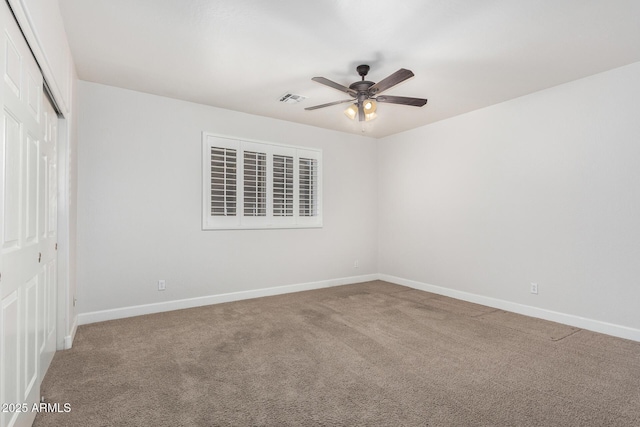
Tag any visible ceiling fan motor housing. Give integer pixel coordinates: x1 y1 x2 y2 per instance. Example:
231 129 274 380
353 64 374 104
349 80 375 104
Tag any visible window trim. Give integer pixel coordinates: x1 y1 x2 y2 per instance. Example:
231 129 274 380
202 133 323 230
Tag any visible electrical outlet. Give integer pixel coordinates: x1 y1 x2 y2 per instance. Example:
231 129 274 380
354 260 359 268
530 282 538 294
158 280 166 291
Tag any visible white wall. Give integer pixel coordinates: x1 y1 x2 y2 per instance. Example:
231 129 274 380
76 81 378 317
379 62 640 337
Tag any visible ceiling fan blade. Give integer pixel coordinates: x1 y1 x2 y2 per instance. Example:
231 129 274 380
311 77 357 96
376 95 427 107
304 99 355 111
368 69 414 95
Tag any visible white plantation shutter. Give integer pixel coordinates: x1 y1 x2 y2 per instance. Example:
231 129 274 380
243 150 267 216
203 133 322 229
299 157 317 217
273 154 293 217
295 148 322 227
210 147 237 216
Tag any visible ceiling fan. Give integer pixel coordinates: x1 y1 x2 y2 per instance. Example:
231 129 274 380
305 64 428 122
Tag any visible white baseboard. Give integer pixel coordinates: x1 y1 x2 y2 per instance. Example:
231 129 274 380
77 273 640 343
380 274 640 343
78 274 380 326
64 315 78 349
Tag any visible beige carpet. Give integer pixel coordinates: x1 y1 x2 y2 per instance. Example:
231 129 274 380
34 281 640 426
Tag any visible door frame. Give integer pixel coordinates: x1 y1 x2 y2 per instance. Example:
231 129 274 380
55 112 74 350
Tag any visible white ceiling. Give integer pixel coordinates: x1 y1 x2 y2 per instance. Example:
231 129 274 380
58 0 640 138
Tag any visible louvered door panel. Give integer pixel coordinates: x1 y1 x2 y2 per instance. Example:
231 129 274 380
299 157 318 217
273 154 293 217
243 150 266 216
210 147 237 216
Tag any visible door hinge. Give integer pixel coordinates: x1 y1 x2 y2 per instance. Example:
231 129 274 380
55 243 58 250
38 252 42 263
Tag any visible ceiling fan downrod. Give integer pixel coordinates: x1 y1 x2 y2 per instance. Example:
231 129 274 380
356 64 370 80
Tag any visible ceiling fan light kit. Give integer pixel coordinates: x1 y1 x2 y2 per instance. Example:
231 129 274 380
363 100 376 113
344 105 358 120
344 102 377 122
306 64 427 123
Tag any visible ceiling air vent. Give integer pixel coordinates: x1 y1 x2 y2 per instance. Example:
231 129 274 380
279 93 306 104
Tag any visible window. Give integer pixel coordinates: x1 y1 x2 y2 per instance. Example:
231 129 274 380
203 133 322 229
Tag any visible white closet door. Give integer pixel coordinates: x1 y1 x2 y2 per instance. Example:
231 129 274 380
0 1 52 426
